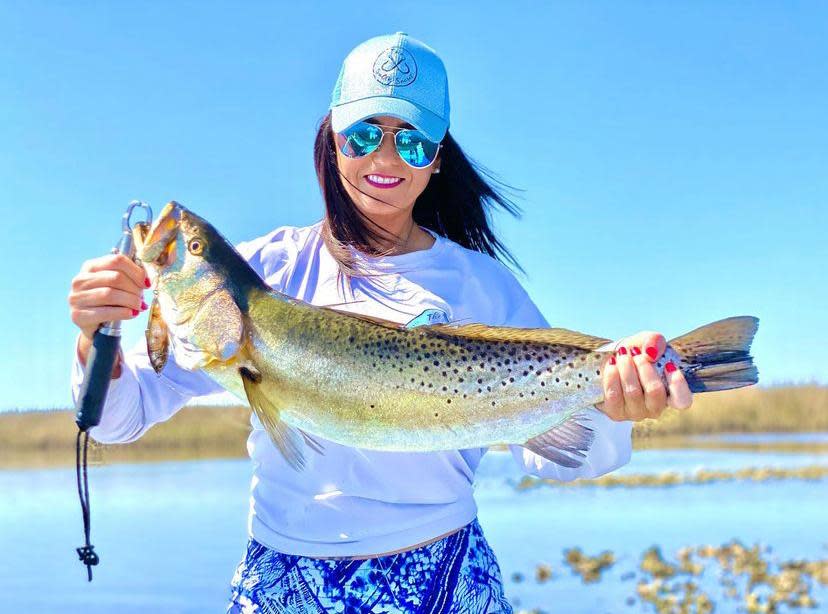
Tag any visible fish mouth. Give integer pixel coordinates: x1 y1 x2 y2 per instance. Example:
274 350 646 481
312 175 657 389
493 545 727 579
134 201 182 267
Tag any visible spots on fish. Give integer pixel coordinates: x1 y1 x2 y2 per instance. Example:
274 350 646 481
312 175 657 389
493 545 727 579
337 323 603 409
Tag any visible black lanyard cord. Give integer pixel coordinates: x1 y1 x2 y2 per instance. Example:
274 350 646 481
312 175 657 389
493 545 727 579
75 429 99 581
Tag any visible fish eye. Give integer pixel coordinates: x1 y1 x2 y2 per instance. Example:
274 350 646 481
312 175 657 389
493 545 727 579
188 237 204 255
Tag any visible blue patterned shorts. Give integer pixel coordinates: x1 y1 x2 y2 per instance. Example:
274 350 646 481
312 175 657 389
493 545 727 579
226 518 513 613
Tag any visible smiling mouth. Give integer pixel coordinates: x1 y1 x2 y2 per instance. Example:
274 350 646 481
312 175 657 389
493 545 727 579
364 174 404 189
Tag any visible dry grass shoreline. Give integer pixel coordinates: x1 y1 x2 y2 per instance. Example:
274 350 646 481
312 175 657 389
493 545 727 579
1 385 825 469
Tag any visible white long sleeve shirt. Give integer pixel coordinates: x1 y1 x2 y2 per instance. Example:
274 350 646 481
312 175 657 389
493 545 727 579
70 221 632 557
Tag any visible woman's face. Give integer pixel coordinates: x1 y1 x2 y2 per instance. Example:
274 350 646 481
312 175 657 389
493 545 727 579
333 115 440 223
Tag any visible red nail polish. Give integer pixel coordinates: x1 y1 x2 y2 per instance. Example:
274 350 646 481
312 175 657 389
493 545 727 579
617 346 628 355
144 277 151 288
646 346 658 360
609 356 616 365
630 346 641 357
131 309 139 316
141 301 148 311
665 361 677 373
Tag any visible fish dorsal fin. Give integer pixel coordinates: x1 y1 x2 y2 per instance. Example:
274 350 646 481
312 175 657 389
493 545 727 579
321 305 611 350
426 323 612 350
319 306 407 330
238 364 324 471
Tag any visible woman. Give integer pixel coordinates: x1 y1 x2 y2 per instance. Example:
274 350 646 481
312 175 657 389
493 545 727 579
69 33 693 613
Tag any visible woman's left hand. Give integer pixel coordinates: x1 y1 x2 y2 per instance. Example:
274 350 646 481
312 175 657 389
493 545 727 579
595 331 693 421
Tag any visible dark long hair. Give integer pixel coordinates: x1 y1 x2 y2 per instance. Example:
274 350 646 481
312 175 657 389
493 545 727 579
313 112 523 280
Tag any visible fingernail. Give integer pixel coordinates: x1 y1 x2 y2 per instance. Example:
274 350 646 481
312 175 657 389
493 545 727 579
665 361 677 373
617 346 628 356
144 277 151 288
630 346 641 357
645 345 658 360
140 301 148 311
131 309 139 316
609 356 616 365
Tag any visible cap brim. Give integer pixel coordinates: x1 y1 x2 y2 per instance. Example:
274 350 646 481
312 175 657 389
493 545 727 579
331 96 447 142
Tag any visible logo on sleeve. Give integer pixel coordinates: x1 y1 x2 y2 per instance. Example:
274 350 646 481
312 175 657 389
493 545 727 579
373 47 418 87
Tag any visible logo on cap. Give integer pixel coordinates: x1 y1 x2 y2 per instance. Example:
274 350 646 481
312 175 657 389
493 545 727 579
372 47 418 87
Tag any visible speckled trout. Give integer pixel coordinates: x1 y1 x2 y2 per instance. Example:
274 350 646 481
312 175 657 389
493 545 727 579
134 202 759 470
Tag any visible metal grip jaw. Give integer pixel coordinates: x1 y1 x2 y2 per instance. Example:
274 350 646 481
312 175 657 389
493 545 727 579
75 201 152 432
74 200 153 582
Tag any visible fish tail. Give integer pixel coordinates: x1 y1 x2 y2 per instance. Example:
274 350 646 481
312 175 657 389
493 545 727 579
668 316 759 393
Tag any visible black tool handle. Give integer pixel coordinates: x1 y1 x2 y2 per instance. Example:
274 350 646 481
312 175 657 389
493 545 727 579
75 330 120 432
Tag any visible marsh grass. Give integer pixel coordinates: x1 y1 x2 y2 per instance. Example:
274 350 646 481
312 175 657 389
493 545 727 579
515 465 828 490
512 542 828 613
0 404 252 468
631 384 828 437
1 385 825 468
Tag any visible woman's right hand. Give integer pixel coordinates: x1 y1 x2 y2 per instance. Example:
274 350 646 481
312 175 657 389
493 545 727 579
68 254 150 370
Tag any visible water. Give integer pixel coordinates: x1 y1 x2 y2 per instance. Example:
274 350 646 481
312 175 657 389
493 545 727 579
1 443 826 613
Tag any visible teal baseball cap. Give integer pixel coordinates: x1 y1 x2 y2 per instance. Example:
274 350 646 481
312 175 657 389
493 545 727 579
329 32 450 143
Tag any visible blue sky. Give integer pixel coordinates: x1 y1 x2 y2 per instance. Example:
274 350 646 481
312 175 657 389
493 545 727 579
1 2 825 411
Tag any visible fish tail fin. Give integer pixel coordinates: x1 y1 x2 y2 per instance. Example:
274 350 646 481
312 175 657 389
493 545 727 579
668 316 759 393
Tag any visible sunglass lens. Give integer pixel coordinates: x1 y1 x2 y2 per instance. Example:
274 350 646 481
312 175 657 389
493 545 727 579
337 122 383 158
395 130 440 168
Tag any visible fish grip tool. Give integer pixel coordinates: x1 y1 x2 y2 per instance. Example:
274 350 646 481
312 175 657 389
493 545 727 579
74 200 152 581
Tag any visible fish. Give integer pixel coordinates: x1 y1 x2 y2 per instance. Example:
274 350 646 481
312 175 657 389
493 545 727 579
133 201 760 470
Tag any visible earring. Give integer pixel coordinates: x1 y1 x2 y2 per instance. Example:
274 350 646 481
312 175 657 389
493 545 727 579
433 168 441 174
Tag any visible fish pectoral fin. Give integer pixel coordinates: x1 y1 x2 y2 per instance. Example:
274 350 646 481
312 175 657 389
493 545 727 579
522 412 595 469
238 365 322 470
145 297 170 373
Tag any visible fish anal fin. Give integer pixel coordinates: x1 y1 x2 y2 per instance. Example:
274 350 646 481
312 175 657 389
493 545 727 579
299 430 325 455
239 364 321 470
428 324 611 351
523 413 595 469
